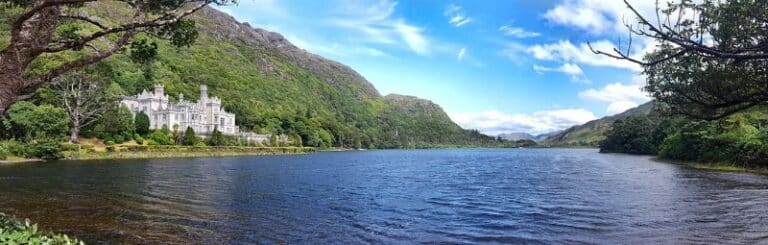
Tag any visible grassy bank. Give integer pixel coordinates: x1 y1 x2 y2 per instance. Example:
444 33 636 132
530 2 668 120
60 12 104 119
71 145 315 160
652 157 768 175
0 213 83 244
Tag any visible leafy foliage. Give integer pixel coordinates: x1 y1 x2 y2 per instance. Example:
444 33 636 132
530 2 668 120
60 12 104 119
600 115 659 155
208 127 225 146
2 101 69 141
182 127 197 146
0 213 83 245
134 111 151 136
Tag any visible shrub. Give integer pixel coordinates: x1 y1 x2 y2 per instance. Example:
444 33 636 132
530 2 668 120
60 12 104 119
80 144 95 153
105 140 115 146
148 130 173 145
4 140 29 158
194 141 207 147
106 145 116 152
0 144 8 160
30 139 64 160
135 134 145 145
0 213 83 244
113 135 126 144
59 143 79 152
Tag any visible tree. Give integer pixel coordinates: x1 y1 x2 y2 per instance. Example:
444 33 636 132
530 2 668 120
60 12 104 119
207 126 224 146
600 115 657 155
134 111 150 136
101 104 134 138
52 70 122 143
2 101 69 141
182 126 197 146
0 0 237 115
592 0 768 120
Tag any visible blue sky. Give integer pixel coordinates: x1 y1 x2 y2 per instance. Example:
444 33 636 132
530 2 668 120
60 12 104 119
217 0 658 135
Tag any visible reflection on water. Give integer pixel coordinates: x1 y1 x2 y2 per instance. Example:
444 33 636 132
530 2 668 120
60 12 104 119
1 149 767 243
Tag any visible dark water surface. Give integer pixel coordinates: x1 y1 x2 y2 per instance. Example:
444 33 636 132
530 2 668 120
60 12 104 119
1 149 768 244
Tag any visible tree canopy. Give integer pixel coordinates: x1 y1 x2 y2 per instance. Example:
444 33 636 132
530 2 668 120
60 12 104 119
593 0 768 119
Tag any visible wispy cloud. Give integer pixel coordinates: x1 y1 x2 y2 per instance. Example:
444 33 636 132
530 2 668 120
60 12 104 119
498 25 540 38
526 40 643 71
457 47 467 61
444 4 473 27
533 63 589 83
449 108 597 136
328 0 431 55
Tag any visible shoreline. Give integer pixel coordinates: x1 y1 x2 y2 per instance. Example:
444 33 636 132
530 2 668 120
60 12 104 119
651 157 768 176
72 146 316 161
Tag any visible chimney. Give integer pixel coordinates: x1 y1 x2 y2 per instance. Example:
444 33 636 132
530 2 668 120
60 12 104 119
179 93 184 102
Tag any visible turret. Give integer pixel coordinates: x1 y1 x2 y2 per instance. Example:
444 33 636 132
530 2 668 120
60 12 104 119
154 84 165 96
200 85 208 101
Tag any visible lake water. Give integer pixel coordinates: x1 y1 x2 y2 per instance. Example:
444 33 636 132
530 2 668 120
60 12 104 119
1 149 767 244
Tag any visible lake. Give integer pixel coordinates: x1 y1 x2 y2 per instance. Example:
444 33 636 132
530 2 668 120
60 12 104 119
1 149 767 244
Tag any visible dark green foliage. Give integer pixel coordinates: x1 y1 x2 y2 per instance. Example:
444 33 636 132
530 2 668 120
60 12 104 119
148 129 174 146
600 115 659 155
658 113 768 167
134 111 150 136
2 102 69 141
101 105 135 140
29 138 64 160
0 143 7 160
182 127 197 146
208 127 225 146
0 213 83 244
135 134 145 145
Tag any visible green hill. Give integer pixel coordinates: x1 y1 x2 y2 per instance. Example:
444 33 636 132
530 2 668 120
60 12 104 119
543 102 656 147
1 4 497 148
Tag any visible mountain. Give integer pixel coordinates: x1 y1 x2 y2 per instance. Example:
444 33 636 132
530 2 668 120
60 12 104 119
534 131 562 142
543 102 656 146
498 132 536 141
9 3 497 148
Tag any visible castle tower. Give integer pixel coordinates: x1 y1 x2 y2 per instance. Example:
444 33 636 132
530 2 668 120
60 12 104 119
154 84 164 96
200 85 208 101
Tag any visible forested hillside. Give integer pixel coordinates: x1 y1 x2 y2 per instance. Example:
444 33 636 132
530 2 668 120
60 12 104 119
543 102 656 146
0 3 498 149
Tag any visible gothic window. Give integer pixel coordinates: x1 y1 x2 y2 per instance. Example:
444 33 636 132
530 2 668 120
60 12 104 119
221 118 225 127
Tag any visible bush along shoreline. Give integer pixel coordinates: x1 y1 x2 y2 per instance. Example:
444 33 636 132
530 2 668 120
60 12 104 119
0 213 83 244
599 111 768 174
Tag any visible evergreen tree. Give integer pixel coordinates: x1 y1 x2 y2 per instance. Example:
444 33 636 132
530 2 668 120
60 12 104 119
182 127 197 146
134 112 151 136
208 127 225 146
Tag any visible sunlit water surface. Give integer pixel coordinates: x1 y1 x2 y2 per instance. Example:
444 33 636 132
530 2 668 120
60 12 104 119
1 149 767 244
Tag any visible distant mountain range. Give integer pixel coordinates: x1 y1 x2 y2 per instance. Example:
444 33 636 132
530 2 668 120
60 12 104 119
542 101 656 146
498 131 563 142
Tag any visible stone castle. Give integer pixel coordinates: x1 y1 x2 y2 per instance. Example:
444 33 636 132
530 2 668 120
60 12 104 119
122 84 237 135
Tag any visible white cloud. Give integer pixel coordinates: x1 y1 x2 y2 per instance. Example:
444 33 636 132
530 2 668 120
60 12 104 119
526 40 644 71
499 25 541 38
578 75 652 115
543 0 659 35
533 63 589 83
457 48 467 61
329 0 431 55
394 20 430 55
445 4 473 27
449 108 597 136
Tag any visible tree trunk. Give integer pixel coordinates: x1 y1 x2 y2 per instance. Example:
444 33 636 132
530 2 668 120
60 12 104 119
70 120 80 144
0 5 60 114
